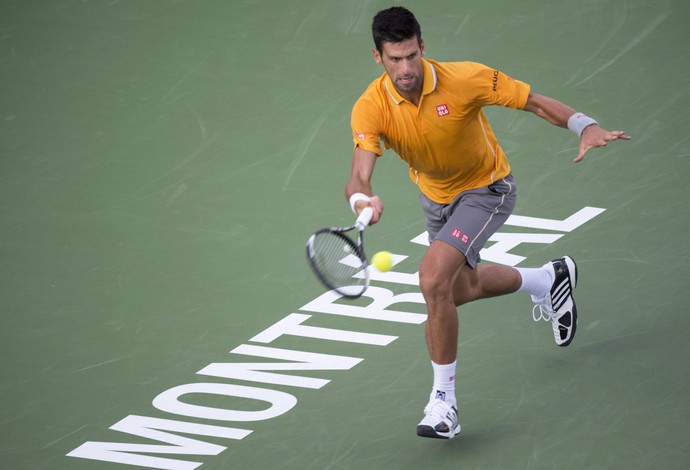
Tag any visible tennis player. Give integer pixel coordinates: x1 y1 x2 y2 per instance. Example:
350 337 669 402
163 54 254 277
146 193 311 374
345 7 630 439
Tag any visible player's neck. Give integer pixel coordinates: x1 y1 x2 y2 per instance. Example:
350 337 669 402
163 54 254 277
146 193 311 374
396 88 422 106
403 91 422 106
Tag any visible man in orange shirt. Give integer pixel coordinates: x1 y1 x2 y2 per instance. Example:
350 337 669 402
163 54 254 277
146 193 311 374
346 7 630 439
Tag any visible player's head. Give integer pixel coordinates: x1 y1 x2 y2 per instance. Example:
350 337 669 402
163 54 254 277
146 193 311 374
371 7 425 98
372 6 422 54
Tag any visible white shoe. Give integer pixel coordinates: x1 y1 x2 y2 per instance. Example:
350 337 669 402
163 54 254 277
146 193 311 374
532 256 578 347
416 399 461 439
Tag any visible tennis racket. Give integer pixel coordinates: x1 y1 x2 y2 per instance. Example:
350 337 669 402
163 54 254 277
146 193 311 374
306 207 374 298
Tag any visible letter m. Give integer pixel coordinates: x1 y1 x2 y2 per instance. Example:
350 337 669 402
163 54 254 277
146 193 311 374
67 415 251 469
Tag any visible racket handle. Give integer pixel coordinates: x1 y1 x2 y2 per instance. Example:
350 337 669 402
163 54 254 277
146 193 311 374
355 206 374 230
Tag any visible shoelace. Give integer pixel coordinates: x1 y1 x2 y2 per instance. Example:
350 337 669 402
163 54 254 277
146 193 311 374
532 303 553 322
423 399 456 422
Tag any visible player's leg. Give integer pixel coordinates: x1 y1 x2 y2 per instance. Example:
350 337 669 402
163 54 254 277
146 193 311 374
416 239 464 439
416 175 517 439
416 244 529 439
452 262 521 306
419 240 464 365
437 174 577 346
450 249 579 347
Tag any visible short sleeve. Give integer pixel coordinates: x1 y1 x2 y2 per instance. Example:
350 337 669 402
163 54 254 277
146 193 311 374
351 96 383 155
460 62 531 110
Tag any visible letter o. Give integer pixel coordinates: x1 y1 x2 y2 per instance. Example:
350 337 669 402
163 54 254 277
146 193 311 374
152 383 297 422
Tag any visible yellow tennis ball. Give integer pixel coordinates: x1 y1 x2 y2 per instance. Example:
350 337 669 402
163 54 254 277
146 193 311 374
372 251 393 272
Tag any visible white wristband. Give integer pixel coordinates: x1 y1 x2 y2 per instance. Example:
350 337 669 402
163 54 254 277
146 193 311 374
349 192 370 214
567 112 598 137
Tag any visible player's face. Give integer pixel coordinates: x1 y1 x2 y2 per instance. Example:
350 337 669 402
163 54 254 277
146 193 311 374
373 37 425 100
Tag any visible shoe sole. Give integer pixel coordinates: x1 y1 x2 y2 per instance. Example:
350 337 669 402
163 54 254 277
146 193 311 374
417 424 461 439
558 255 578 347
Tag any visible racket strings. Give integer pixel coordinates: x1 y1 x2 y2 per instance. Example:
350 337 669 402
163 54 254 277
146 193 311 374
310 231 366 294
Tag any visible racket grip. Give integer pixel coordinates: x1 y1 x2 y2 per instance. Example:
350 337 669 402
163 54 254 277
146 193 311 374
355 206 374 230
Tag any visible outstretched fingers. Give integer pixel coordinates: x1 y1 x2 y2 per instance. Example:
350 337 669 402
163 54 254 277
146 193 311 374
573 127 631 163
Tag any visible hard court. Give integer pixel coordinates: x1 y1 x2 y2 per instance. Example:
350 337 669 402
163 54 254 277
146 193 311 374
2 1 690 469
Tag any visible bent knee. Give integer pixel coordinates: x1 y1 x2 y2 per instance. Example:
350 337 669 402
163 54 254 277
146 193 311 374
419 263 455 301
419 241 468 301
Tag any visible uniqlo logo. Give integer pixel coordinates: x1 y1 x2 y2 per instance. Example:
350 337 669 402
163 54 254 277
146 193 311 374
451 229 469 244
355 132 366 140
436 104 449 117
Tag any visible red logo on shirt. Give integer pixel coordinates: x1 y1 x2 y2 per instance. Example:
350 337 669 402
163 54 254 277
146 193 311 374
436 104 449 117
354 132 366 140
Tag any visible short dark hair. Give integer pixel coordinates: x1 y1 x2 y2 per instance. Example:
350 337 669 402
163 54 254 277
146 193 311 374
372 6 422 53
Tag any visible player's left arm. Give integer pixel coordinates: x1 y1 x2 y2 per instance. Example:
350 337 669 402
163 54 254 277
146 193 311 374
523 92 631 163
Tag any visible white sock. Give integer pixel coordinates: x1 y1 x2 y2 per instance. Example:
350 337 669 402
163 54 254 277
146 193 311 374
516 267 553 300
430 360 457 407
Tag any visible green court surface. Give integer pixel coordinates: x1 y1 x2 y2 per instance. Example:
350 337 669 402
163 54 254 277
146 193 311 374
2 1 690 469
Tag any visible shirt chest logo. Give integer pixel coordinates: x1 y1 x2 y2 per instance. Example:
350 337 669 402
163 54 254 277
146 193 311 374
436 104 450 117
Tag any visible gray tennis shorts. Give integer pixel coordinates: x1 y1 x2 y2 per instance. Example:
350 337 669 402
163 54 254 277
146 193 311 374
420 174 517 268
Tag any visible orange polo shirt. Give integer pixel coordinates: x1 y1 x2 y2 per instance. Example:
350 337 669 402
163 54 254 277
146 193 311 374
351 59 530 204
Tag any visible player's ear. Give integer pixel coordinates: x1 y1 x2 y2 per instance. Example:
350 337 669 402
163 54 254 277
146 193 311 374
372 47 382 64
420 38 425 57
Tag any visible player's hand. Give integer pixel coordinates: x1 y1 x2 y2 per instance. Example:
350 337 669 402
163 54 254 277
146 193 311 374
354 196 384 225
574 125 631 163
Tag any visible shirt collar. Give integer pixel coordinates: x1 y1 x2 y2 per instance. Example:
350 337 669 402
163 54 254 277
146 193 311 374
384 58 438 105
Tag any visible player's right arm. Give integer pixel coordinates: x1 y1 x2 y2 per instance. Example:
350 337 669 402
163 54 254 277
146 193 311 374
345 146 384 224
